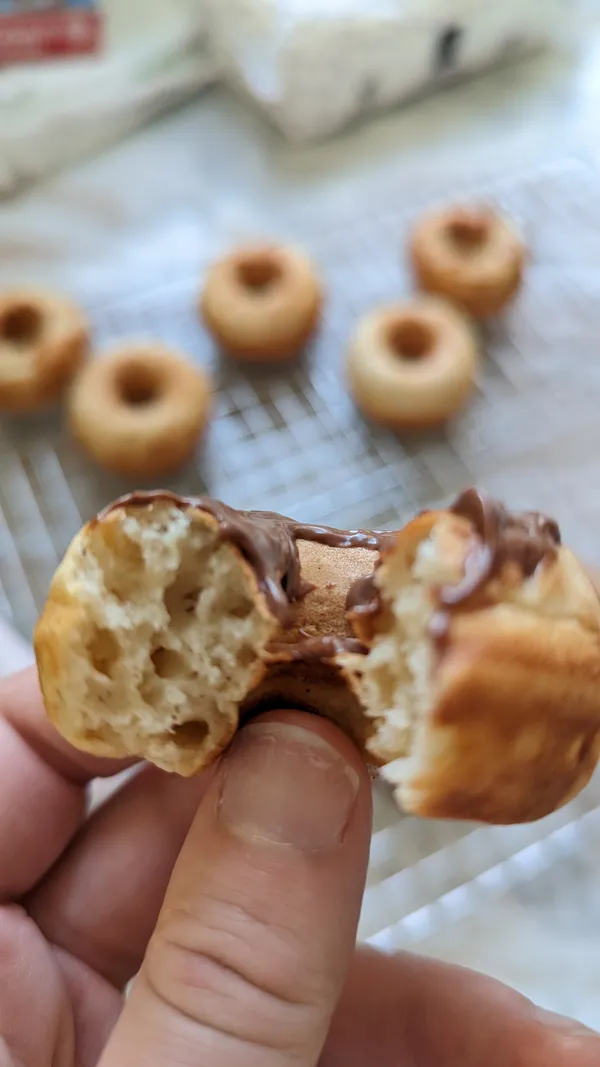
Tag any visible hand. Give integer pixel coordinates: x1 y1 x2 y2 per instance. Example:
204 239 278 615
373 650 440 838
0 668 597 1066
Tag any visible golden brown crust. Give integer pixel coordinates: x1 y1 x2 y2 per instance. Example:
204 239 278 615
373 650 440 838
409 205 525 318
347 298 479 431
0 288 89 412
362 509 600 823
200 244 323 362
68 343 212 478
398 607 600 823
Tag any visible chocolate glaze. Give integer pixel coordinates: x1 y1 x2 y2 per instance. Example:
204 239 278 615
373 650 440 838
95 491 392 629
442 488 561 606
430 488 561 650
340 487 562 654
345 572 381 617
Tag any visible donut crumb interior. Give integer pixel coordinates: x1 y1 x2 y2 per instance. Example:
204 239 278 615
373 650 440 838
355 519 463 775
52 502 275 772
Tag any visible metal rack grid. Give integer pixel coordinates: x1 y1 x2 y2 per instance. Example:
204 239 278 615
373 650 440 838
3 158 600 957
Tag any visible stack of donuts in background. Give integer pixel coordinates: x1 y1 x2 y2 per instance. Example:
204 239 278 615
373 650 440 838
0 200 525 478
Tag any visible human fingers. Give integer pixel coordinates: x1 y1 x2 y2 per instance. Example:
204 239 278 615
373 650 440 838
27 764 212 988
0 668 133 899
321 945 600 1066
100 711 372 1067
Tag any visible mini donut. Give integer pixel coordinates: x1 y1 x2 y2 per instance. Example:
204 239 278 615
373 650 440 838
409 205 525 318
35 488 600 825
347 296 479 430
0 288 88 412
200 243 323 361
68 343 211 478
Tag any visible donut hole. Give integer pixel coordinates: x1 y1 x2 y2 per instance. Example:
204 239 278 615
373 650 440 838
89 627 120 678
237 255 282 294
0 303 44 347
446 215 489 255
387 317 435 361
117 364 161 407
151 646 187 679
169 720 209 747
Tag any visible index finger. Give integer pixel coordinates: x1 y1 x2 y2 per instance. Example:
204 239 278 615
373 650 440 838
0 666 132 899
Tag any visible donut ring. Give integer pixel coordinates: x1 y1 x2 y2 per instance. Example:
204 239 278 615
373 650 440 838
347 296 479 430
410 205 525 318
200 243 323 362
68 343 212 477
0 288 88 412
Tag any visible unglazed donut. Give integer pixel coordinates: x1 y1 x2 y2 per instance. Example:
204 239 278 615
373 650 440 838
347 296 479 430
410 204 525 318
0 288 88 412
200 243 323 361
35 488 600 824
68 343 211 477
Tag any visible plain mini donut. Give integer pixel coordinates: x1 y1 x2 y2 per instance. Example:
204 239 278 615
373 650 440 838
410 205 525 318
347 296 479 430
69 342 211 477
201 243 323 362
0 288 89 412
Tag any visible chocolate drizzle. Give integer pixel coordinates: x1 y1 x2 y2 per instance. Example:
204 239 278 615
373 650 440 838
345 572 382 617
95 491 392 631
430 488 561 650
441 488 561 605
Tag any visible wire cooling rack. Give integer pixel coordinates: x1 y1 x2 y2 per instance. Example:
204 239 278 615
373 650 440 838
3 158 600 979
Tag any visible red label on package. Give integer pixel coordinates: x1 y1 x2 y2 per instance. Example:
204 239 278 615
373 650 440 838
0 5 102 63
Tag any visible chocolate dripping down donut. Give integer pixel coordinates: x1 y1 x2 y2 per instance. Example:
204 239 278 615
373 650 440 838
434 488 561 648
345 487 562 652
95 492 395 658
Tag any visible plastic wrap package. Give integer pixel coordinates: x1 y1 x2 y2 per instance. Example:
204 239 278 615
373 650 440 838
0 0 218 195
205 0 576 141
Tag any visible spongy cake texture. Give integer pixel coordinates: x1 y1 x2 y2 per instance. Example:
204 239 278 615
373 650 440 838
35 500 276 774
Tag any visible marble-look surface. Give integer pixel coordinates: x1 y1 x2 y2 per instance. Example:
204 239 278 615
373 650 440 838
2 21 600 1021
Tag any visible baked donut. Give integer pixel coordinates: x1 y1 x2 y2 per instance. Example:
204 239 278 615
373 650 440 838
409 205 525 318
347 296 479 430
35 488 600 824
68 343 211 478
200 243 323 361
0 287 88 412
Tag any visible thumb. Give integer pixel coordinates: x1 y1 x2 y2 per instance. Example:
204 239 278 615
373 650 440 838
100 711 372 1067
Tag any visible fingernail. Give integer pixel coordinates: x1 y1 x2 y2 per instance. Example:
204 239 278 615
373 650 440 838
219 721 359 851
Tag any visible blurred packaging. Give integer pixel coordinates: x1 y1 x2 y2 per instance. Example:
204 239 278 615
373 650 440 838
0 1 102 63
0 0 217 195
204 0 579 141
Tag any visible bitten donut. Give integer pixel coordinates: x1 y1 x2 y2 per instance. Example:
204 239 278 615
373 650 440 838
68 343 211 478
410 204 525 318
200 243 323 361
35 488 600 824
347 296 479 430
0 288 88 412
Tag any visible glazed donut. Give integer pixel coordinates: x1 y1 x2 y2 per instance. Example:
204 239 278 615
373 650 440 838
200 243 323 361
347 296 479 430
35 488 600 824
68 343 211 478
0 288 88 412
409 204 525 318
